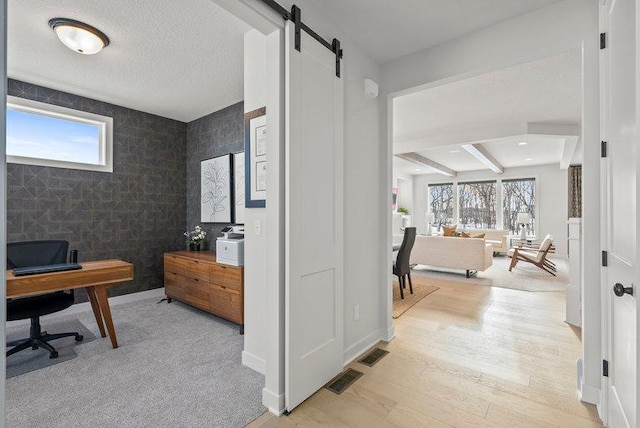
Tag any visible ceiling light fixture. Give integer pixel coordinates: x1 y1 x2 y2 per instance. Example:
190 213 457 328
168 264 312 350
519 141 528 146
49 18 110 55
525 157 533 161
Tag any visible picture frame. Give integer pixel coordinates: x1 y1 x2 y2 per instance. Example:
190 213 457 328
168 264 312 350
201 154 232 223
233 151 245 224
244 107 267 208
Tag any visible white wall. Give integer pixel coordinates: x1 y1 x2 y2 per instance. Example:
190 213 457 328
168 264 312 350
396 176 413 214
412 164 569 257
242 29 268 375
382 0 600 405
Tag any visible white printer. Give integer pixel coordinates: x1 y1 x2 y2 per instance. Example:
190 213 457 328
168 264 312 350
216 226 245 266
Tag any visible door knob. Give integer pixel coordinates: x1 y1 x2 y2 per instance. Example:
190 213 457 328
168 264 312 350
613 283 634 297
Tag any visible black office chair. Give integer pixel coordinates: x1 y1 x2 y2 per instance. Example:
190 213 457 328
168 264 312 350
7 240 83 359
393 227 416 299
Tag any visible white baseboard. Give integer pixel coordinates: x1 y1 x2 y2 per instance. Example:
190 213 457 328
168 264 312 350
580 383 600 405
342 328 386 366
262 387 285 415
385 324 396 342
242 350 265 375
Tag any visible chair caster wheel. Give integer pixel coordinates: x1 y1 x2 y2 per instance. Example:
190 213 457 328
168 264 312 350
75 335 84 342
49 351 59 359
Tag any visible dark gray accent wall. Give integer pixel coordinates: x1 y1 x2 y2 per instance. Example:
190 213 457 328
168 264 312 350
7 79 187 300
186 102 244 249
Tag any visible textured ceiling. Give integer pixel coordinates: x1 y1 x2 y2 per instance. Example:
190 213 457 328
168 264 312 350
393 50 582 177
8 0 250 122
312 0 563 63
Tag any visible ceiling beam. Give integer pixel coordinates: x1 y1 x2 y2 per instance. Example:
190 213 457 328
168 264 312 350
395 153 457 177
560 136 580 169
461 143 504 174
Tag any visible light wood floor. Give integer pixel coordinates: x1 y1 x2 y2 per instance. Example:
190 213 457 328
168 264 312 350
248 277 603 428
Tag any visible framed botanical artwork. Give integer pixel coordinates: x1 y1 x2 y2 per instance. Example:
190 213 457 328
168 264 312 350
244 107 266 208
233 151 245 224
201 154 232 223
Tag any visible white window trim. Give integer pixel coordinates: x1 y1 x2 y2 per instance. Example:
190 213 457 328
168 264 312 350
6 95 113 173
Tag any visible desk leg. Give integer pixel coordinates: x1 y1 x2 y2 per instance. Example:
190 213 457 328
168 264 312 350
94 285 119 348
86 287 106 338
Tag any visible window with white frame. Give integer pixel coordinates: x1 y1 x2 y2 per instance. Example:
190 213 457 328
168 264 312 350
502 178 536 236
428 183 454 227
6 96 113 172
458 181 497 229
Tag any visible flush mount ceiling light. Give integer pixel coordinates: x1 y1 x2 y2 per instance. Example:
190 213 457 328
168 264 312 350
49 18 110 55
518 141 528 146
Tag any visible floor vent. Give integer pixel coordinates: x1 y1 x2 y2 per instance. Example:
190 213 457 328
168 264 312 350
358 348 389 367
324 368 363 395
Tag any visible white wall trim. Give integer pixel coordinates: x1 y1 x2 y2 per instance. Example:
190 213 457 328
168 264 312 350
242 350 266 375
342 328 387 366
579 383 600 405
262 388 285 416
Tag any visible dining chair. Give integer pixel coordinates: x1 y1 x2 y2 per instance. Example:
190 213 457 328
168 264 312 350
393 227 416 299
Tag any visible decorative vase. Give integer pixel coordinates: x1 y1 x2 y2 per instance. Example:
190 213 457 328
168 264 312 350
188 242 201 251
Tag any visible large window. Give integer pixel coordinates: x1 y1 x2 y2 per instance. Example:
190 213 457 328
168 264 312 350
458 181 496 229
428 183 454 226
503 178 536 236
6 96 113 172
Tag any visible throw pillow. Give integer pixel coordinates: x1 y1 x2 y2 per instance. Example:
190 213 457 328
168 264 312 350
473 233 485 239
460 231 471 238
443 224 457 236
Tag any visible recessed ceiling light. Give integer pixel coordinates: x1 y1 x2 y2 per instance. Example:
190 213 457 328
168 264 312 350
519 141 528 146
525 157 533 161
449 149 461 153
49 18 110 55
415 168 421 171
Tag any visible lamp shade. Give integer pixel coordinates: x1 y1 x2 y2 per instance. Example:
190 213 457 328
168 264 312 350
425 212 435 223
517 212 531 224
49 18 110 55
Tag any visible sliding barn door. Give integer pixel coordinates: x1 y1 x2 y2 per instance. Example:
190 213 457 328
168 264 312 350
284 20 344 412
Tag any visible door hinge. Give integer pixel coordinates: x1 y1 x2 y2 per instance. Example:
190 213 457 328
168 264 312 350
603 359 609 377
600 32 606 49
602 250 608 267
601 141 607 158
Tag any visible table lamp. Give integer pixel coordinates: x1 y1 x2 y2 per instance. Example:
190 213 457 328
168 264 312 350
425 212 435 236
517 212 531 240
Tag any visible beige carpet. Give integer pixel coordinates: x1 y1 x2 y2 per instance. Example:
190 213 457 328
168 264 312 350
393 279 439 318
410 254 569 292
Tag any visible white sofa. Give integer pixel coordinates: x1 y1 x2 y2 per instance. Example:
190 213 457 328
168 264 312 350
411 235 493 277
460 228 509 254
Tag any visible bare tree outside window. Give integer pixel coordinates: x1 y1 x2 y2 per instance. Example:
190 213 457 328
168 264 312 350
428 183 454 228
503 178 536 235
458 181 496 229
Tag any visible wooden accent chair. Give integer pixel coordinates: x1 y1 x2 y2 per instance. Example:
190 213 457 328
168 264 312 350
393 227 416 299
507 234 556 276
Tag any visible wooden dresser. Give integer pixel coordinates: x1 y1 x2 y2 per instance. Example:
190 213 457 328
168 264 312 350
164 251 244 333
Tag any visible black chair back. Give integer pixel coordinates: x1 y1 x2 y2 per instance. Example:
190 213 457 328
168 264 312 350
7 240 69 269
395 227 416 276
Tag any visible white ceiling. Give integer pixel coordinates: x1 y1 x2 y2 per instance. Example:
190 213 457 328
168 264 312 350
7 0 573 133
8 0 250 122
311 0 563 64
393 49 582 177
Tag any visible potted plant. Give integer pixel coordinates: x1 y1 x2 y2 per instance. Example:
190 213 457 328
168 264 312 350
184 225 206 251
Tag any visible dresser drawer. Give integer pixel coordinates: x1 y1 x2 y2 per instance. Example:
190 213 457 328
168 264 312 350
184 276 210 311
165 254 209 282
164 272 186 301
209 284 242 324
210 263 242 291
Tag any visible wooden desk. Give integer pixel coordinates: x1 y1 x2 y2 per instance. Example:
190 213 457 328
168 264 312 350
6 259 134 348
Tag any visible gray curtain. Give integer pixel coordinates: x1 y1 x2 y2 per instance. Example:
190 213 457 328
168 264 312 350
568 165 582 218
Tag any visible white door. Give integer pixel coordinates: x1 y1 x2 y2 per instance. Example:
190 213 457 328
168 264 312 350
602 0 639 426
284 21 344 411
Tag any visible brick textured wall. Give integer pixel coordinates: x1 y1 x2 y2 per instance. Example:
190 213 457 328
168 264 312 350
7 79 187 300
